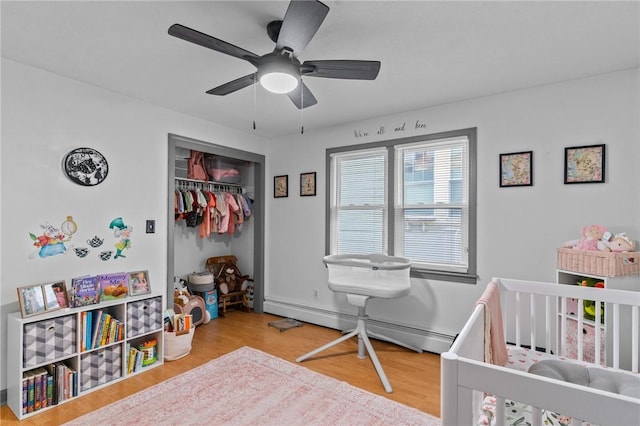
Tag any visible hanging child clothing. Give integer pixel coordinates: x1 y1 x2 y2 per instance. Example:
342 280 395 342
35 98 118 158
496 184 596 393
174 180 253 239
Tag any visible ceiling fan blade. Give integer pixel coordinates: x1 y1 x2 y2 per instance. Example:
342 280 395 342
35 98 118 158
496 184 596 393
276 0 329 55
287 81 318 109
169 24 260 63
206 73 257 96
301 60 381 80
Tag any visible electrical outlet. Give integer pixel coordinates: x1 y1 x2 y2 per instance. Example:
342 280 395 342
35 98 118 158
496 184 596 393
313 288 319 299
146 220 155 234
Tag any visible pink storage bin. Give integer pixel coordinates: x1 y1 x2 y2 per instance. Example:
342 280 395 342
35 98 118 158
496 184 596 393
204 155 245 184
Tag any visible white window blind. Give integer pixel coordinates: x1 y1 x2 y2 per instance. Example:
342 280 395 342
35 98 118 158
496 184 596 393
327 128 476 282
330 149 387 255
394 137 469 273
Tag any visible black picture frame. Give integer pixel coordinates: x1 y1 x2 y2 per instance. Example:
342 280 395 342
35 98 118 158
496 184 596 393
300 172 316 196
564 144 605 184
274 175 288 198
499 151 533 187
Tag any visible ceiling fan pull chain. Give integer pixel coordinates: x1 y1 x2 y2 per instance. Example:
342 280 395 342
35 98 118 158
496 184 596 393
253 74 257 130
300 76 304 134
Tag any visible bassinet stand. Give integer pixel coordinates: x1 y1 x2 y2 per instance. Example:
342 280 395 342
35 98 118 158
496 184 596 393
296 254 422 393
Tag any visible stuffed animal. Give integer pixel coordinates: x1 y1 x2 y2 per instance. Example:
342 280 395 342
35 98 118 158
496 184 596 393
603 233 636 252
563 225 609 251
217 267 238 295
216 263 249 295
173 277 191 306
173 288 190 306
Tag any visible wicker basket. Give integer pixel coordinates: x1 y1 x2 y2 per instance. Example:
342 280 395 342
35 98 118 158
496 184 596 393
557 248 640 277
164 326 194 361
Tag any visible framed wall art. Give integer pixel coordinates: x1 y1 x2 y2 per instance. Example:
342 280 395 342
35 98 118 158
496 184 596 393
17 285 47 318
564 144 605 184
300 172 316 196
274 175 288 198
499 151 533 187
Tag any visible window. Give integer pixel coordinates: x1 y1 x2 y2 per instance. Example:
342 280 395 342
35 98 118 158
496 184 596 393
327 128 477 283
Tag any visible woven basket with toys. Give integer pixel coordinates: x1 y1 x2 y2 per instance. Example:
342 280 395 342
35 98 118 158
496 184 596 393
559 225 639 277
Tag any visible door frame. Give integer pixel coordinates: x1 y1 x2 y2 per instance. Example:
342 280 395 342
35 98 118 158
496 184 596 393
167 133 265 313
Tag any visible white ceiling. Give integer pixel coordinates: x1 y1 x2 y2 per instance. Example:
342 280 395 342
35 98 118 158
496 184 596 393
2 1 638 138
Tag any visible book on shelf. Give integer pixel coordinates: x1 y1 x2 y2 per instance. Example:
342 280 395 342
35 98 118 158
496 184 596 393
163 308 175 332
109 319 123 345
174 313 192 336
46 375 53 408
80 311 90 351
80 312 85 351
127 345 143 374
23 370 35 413
99 313 112 347
33 368 43 411
21 374 27 414
22 362 77 413
91 311 103 350
97 272 129 301
95 312 109 349
70 275 100 308
43 364 57 405
86 311 93 350
83 309 125 349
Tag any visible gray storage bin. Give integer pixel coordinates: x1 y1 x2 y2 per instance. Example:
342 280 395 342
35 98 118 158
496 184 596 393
23 315 76 368
127 296 163 338
80 345 122 391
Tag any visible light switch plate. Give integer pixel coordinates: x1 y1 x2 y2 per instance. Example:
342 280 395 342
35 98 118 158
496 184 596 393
146 220 155 234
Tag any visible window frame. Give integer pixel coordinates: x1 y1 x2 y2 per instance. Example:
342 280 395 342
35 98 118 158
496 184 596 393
325 128 477 284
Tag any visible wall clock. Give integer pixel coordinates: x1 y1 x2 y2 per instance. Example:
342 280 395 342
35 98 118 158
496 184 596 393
60 215 78 240
63 147 109 186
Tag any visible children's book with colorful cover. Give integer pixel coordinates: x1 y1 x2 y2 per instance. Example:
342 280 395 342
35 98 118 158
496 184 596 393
97 272 129 301
70 276 100 308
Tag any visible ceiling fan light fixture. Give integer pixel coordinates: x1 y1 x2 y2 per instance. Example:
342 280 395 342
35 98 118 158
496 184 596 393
258 60 299 94
260 72 298 94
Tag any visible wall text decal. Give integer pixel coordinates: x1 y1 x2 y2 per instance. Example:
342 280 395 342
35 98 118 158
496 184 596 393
353 120 427 139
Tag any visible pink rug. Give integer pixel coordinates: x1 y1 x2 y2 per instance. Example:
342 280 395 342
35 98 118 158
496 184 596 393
64 346 439 426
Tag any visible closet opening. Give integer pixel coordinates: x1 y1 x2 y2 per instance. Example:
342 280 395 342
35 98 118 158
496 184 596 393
167 134 265 315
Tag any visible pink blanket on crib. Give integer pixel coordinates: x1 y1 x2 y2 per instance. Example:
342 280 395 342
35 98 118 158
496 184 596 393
476 281 509 366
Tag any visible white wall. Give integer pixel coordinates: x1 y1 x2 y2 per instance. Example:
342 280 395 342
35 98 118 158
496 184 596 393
264 69 640 352
0 59 267 391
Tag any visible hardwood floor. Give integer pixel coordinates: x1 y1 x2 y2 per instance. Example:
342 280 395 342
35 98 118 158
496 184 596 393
1 311 442 425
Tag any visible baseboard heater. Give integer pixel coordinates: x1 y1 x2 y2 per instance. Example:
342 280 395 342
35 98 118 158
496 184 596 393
263 298 454 354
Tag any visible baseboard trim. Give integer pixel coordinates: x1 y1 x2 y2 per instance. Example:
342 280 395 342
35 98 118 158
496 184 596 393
263 299 454 354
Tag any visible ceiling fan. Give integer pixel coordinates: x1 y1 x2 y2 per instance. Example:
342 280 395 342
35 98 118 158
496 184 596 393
168 0 381 109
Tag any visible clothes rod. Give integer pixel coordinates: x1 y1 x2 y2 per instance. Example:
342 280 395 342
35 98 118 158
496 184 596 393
174 177 243 188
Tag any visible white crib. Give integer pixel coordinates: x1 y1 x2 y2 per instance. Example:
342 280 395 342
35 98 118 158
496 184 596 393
441 277 640 426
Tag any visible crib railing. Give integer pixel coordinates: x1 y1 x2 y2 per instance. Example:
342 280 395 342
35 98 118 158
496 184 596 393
441 278 640 426
498 277 640 372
